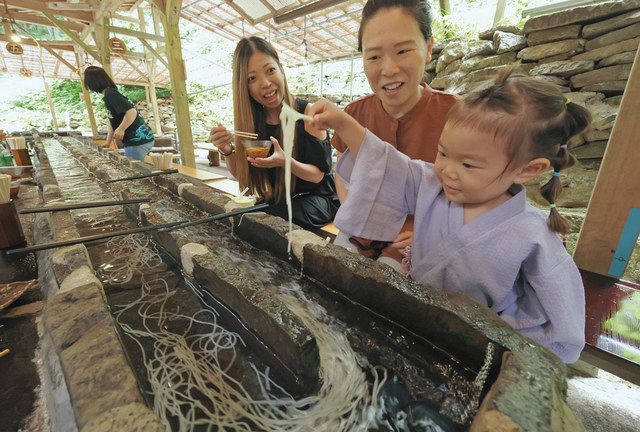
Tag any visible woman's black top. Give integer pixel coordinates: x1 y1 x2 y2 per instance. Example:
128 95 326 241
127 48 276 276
103 87 154 147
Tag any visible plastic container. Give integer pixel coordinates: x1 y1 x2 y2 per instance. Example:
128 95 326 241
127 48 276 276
242 140 272 158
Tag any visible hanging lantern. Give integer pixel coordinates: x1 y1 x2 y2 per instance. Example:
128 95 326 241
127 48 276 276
19 68 33 77
6 42 23 55
108 37 127 54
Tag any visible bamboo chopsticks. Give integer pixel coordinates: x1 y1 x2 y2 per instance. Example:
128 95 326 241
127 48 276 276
229 130 258 139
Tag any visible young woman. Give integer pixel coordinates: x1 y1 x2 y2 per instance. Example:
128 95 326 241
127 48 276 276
309 71 589 363
210 37 338 230
83 66 154 160
332 0 459 270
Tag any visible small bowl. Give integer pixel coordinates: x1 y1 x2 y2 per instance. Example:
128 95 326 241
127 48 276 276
242 140 272 159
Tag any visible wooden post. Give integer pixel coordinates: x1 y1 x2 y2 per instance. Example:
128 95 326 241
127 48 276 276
573 48 640 278
43 78 59 131
139 7 163 135
93 16 112 76
493 0 507 26
75 48 99 137
439 0 451 16
159 0 195 167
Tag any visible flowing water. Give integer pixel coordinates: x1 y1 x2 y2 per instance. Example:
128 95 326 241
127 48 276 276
42 138 486 431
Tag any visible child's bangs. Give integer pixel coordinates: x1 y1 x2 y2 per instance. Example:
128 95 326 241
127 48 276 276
446 103 529 160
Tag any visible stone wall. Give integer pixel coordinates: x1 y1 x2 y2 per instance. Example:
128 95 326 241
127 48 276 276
428 0 640 162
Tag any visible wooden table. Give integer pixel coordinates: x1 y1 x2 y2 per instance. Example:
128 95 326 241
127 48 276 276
204 178 240 195
169 163 226 182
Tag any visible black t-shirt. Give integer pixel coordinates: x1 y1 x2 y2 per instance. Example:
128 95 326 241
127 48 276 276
103 87 154 147
258 99 336 199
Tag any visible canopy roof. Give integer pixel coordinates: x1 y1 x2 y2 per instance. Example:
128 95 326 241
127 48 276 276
0 0 366 85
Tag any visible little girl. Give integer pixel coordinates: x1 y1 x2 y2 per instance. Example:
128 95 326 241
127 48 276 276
308 71 589 363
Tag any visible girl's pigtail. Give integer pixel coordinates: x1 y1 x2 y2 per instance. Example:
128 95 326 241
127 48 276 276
540 101 590 236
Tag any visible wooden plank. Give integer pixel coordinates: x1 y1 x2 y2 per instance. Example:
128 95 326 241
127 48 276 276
162 0 196 168
574 48 640 276
172 163 226 182
204 178 240 196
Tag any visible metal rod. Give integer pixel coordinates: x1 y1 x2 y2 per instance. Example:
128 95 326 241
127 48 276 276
19 198 152 214
105 169 179 183
161 203 270 232
4 219 189 256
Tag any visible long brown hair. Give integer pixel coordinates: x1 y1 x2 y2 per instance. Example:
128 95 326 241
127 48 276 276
232 36 298 203
446 69 591 235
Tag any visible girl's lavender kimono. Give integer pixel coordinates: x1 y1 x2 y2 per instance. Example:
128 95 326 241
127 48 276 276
335 130 585 363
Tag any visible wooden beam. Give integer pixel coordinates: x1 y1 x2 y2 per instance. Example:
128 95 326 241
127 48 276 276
43 12 101 61
106 25 165 42
139 38 169 68
75 48 99 137
112 13 141 24
574 48 640 277
43 46 77 73
0 34 74 51
0 10 86 32
162 0 195 167
5 0 92 22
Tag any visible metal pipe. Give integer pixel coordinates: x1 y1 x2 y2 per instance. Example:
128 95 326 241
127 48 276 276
4 219 189 256
19 198 152 214
160 203 270 232
105 169 179 183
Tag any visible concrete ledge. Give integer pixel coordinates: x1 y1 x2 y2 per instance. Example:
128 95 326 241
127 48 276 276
79 403 164 432
60 322 144 429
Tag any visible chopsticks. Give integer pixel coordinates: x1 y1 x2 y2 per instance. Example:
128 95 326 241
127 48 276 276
229 130 258 139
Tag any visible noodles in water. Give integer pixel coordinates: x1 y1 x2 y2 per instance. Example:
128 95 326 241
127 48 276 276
110 234 387 431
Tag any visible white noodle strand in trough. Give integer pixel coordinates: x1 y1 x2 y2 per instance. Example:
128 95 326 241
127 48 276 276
279 103 313 255
108 233 386 431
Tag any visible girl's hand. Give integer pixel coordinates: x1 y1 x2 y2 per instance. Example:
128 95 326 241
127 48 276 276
307 99 349 132
248 136 285 168
114 127 125 140
390 231 413 250
210 123 233 155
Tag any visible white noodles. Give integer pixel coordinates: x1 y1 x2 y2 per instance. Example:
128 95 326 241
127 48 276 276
279 103 312 255
109 234 387 431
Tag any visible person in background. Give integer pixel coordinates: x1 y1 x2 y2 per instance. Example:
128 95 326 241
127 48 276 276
332 0 459 271
309 71 589 363
210 37 339 230
84 66 154 161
